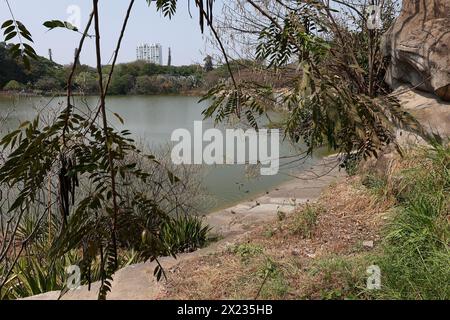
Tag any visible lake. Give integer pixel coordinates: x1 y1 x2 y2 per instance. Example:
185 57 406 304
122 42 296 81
0 95 324 212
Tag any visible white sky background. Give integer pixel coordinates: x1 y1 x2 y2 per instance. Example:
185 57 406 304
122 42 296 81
0 0 403 66
0 0 225 66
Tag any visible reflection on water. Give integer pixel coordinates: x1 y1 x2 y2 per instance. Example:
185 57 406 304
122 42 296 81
0 95 326 212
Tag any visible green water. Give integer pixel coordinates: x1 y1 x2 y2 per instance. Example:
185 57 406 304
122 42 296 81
0 94 324 212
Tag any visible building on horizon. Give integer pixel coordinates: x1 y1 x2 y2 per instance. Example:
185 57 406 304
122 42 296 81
136 43 163 65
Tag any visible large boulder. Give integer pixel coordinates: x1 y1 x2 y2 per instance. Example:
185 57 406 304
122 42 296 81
383 0 450 101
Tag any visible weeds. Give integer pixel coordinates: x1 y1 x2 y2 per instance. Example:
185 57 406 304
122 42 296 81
232 243 264 262
257 258 289 299
299 144 449 300
290 204 322 238
369 144 450 299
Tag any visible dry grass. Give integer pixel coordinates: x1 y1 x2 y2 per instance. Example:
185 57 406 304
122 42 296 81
159 175 392 300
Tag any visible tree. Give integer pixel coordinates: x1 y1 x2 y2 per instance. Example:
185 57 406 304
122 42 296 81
0 0 217 300
2 79 24 91
75 71 99 93
34 76 60 92
204 55 213 72
0 41 63 90
202 0 427 170
0 42 26 88
108 74 135 95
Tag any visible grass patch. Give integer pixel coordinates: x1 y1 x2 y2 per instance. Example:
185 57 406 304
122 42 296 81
303 256 368 300
232 243 264 262
370 144 450 299
290 204 322 238
257 258 289 299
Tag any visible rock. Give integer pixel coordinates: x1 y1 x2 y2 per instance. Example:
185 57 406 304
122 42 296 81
383 0 450 101
396 88 450 137
305 252 316 258
363 240 374 249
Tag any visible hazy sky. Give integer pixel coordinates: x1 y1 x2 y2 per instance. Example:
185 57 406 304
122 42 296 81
0 0 220 66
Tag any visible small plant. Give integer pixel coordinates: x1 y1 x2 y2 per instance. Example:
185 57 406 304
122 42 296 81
160 215 211 255
341 153 362 176
256 258 289 299
263 229 275 238
290 205 322 238
277 209 286 221
362 173 388 199
232 243 263 262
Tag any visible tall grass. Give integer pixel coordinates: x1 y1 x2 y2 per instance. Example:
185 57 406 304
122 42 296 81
370 143 450 299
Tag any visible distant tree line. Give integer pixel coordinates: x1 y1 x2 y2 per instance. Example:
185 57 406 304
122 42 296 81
105 61 204 95
0 42 208 95
0 42 63 92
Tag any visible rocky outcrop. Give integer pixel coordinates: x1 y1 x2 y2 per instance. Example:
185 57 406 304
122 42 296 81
397 87 450 138
383 0 450 101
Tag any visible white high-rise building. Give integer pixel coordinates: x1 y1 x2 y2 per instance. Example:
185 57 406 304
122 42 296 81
136 43 163 65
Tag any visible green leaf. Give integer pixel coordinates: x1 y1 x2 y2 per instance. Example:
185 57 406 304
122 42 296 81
112 112 124 125
4 31 17 41
1 20 13 29
167 170 180 184
3 25 15 35
43 20 79 32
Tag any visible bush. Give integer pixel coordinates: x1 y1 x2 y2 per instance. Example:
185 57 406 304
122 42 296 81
2 80 24 91
108 74 134 95
233 243 264 262
290 204 322 238
34 77 60 92
75 71 99 93
160 215 211 254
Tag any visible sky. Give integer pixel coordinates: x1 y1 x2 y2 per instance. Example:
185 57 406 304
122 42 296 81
0 0 220 66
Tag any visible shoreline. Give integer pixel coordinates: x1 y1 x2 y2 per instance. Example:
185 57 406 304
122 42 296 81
25 156 345 300
0 90 207 98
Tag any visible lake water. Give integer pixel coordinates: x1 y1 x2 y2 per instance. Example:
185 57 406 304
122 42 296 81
0 95 323 212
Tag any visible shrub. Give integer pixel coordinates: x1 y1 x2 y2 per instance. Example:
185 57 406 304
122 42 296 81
233 243 264 261
34 77 60 92
2 80 24 91
160 215 211 254
290 204 322 238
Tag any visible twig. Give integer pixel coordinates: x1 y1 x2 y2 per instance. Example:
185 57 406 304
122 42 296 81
90 0 136 128
63 11 94 146
92 0 120 270
254 272 270 299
